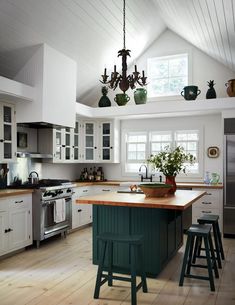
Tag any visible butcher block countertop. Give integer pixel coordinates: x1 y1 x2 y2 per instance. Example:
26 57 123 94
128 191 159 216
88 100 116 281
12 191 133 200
77 189 206 210
0 189 34 198
74 181 223 189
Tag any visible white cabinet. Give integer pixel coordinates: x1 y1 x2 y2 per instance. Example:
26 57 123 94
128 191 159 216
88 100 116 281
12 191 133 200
39 127 76 163
0 194 32 257
79 119 120 163
192 188 223 231
72 186 93 229
0 102 16 162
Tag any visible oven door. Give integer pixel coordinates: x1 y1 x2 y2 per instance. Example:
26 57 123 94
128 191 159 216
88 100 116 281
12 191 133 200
42 197 72 237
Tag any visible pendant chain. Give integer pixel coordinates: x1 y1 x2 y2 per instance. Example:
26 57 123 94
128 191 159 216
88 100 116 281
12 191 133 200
123 0 126 49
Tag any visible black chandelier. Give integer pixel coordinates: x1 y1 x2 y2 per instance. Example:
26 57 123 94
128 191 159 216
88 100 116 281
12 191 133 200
100 0 147 93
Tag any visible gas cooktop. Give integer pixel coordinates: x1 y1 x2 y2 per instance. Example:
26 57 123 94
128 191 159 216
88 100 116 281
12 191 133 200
8 179 71 189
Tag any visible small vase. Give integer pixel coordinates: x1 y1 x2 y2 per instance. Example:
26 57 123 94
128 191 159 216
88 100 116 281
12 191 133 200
225 79 235 97
98 86 111 107
165 176 177 194
206 88 216 99
134 88 147 104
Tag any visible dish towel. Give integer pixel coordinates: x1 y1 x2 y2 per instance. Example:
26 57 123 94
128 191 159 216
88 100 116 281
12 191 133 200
54 199 66 223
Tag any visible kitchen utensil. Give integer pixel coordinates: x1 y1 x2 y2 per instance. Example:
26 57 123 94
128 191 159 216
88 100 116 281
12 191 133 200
28 171 39 184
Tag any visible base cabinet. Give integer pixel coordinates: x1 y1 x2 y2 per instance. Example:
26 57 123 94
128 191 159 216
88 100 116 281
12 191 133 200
192 188 223 231
0 194 32 257
72 187 93 229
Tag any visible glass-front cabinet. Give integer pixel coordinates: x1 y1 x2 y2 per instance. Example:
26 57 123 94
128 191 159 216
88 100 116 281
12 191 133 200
52 127 73 162
0 103 16 162
73 121 80 161
83 121 97 162
100 122 113 162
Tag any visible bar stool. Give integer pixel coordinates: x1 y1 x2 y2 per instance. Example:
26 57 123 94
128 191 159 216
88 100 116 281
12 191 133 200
179 224 219 291
193 214 225 269
94 232 148 305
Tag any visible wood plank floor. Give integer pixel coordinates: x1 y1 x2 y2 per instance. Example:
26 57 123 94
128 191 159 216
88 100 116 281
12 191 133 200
0 227 235 305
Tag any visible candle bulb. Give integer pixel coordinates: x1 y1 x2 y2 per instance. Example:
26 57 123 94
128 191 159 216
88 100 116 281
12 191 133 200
104 68 107 75
135 65 137 72
142 70 145 78
114 65 116 73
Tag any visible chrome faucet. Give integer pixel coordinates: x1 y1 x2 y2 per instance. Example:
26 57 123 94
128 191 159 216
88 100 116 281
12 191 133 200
139 165 153 182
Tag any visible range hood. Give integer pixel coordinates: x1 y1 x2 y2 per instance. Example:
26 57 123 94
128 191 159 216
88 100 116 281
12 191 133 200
16 151 53 159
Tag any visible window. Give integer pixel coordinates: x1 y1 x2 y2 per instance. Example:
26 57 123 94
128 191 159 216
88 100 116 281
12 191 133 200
123 129 201 176
147 53 188 98
125 132 148 172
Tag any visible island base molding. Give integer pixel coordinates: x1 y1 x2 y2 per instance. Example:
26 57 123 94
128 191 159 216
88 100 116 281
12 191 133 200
92 205 183 277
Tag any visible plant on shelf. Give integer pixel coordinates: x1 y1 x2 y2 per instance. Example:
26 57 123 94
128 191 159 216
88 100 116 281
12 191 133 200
147 146 196 194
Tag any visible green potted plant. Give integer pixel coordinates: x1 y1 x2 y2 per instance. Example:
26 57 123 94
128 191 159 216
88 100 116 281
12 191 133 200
147 146 195 194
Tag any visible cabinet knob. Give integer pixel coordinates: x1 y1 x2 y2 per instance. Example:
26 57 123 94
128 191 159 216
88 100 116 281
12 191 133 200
77 209 82 212
110 147 113 149
0 139 4 143
15 200 23 204
202 201 212 205
94 147 97 149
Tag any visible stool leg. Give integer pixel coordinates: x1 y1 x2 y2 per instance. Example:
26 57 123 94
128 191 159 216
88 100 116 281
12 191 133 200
186 235 195 275
108 241 113 286
94 240 107 299
208 233 219 278
179 234 191 286
192 236 200 263
215 222 225 260
138 244 148 293
204 236 215 291
130 245 137 305
212 223 222 269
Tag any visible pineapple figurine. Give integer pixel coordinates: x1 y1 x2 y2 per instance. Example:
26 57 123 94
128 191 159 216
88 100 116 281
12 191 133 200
98 86 111 107
206 80 216 99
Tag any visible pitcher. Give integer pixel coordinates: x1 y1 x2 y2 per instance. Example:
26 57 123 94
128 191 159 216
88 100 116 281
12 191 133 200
210 172 220 184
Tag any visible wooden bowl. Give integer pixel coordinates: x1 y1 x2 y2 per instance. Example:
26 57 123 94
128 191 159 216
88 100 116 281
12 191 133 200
139 183 172 198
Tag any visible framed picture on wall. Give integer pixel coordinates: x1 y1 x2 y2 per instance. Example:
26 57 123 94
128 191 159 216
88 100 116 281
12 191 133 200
17 132 28 148
207 146 219 158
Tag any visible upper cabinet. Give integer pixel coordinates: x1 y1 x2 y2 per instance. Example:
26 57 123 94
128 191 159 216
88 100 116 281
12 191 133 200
38 118 120 163
14 44 77 128
0 102 16 162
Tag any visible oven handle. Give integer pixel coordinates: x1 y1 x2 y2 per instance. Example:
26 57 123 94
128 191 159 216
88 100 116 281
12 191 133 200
42 197 71 206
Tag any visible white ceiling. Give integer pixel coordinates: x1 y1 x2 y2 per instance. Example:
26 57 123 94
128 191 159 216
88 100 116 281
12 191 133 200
0 0 234 106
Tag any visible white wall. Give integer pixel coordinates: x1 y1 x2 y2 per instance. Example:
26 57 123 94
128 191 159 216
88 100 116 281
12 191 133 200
99 114 223 183
96 29 235 107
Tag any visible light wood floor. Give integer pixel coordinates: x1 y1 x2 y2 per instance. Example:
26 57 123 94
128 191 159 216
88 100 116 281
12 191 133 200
0 227 235 305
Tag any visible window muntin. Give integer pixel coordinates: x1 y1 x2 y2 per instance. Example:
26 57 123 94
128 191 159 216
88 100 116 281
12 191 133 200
147 53 188 98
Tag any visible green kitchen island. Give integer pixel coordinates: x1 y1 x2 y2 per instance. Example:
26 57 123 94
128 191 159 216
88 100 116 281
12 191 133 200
76 190 205 277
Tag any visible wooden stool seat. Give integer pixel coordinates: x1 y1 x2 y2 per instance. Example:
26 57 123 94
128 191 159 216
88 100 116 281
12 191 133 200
194 214 225 269
179 224 219 291
94 232 148 305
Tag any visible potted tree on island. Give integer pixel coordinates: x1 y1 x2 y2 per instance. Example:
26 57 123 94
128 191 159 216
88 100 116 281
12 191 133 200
147 146 196 194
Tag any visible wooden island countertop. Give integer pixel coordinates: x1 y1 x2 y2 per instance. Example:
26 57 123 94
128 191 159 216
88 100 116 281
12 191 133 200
76 189 206 210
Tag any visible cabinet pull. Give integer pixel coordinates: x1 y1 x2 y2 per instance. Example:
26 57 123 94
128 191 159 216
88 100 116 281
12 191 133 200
102 189 110 192
77 209 82 212
94 146 97 149
202 211 212 213
110 146 113 149
205 192 212 195
83 190 88 192
4 229 8 233
4 228 13 233
202 201 212 204
15 200 23 204
0 139 4 143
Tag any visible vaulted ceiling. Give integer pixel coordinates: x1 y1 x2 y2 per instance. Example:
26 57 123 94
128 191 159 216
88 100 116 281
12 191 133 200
0 0 234 106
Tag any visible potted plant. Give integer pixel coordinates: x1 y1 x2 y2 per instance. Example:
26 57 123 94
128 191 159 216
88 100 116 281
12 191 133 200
147 146 195 194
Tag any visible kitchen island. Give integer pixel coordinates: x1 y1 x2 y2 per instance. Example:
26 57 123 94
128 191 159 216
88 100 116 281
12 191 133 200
77 190 206 277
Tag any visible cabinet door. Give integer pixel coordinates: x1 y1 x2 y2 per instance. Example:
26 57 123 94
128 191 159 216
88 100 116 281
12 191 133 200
8 208 32 251
99 122 113 162
64 127 73 161
0 104 16 162
72 187 92 229
53 128 64 161
83 121 97 161
0 211 8 255
73 121 81 161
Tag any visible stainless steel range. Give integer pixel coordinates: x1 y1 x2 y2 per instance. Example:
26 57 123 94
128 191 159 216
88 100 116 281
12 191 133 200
32 179 74 248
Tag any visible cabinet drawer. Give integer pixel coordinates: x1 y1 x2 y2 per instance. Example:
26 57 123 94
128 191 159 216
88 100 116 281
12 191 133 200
192 208 222 231
192 190 220 209
8 195 31 209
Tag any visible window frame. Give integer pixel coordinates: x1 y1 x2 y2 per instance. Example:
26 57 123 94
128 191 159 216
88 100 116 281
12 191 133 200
122 126 203 179
147 50 192 101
